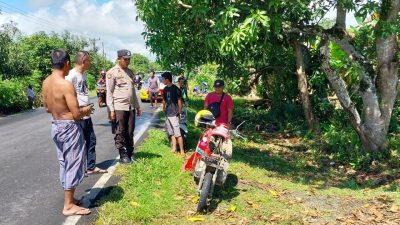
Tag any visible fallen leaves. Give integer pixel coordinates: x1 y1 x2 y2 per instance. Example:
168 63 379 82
191 195 200 203
268 189 279 197
335 196 400 224
187 217 205 222
129 201 140 208
389 204 399 213
227 205 237 212
245 200 260 209
268 213 282 222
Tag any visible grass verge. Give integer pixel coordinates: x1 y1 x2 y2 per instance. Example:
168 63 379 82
95 97 400 225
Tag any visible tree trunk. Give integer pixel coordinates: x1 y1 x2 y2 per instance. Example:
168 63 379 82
320 39 390 152
316 0 400 152
293 40 320 133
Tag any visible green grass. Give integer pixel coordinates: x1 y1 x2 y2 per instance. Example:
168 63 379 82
95 129 193 224
95 97 400 225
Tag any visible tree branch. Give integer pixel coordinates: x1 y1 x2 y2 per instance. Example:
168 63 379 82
178 0 192 9
319 39 362 131
376 0 400 129
335 2 346 29
177 0 215 26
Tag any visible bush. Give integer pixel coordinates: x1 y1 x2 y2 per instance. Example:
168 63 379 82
87 73 96 90
0 77 29 113
0 70 43 113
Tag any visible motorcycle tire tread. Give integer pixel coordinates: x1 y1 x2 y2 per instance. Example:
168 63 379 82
197 172 213 213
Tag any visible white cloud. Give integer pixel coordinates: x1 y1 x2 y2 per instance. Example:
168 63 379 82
0 0 154 60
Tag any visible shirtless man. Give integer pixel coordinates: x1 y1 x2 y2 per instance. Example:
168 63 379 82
42 49 93 216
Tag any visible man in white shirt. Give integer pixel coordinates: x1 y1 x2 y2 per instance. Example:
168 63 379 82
66 51 107 175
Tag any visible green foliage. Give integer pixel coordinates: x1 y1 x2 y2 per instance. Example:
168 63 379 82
192 64 217 89
86 73 96 91
0 22 127 113
86 52 113 83
129 53 150 75
0 76 28 113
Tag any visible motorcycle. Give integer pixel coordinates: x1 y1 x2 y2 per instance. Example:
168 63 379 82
192 82 208 96
184 110 245 213
134 75 143 90
96 82 106 108
201 82 208 94
192 86 200 96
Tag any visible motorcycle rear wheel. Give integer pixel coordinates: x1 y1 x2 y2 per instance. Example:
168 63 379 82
197 172 213 213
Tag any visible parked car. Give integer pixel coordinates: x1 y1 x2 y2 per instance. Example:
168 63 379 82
140 81 149 102
141 71 173 102
155 71 168 100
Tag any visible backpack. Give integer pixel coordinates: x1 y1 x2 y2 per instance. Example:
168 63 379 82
207 93 225 118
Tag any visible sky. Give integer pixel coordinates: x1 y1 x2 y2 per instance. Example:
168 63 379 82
0 0 358 62
0 0 154 61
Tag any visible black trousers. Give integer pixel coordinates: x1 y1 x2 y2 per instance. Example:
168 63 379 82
78 118 97 170
115 110 136 156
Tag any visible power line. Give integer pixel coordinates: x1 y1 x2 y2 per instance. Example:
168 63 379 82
0 4 93 42
0 2 109 60
0 1 62 28
0 6 60 31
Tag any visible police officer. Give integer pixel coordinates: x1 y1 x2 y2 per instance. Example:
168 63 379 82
106 49 142 164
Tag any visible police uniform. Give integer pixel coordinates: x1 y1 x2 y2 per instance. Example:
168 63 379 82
106 49 140 163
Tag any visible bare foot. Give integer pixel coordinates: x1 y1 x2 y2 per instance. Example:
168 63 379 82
63 204 91 216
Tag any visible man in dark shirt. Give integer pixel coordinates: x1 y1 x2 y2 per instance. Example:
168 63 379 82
162 72 185 157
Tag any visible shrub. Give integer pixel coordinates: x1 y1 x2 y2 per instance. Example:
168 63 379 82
0 77 29 113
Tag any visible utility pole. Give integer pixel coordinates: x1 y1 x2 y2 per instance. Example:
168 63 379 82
102 41 105 68
89 37 100 52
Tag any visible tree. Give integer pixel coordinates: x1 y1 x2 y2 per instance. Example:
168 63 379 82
319 0 400 152
136 0 323 131
130 53 150 75
136 0 400 152
0 21 30 78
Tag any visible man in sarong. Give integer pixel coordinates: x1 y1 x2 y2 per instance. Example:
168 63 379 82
42 49 93 216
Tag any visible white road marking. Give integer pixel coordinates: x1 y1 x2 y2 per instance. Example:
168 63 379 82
63 109 159 225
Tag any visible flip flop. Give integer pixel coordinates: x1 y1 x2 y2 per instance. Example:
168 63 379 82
86 168 108 175
63 208 91 216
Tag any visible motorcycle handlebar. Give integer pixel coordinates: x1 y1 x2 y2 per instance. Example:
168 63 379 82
229 121 246 140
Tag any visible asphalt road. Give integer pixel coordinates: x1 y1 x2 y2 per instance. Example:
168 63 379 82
0 97 155 225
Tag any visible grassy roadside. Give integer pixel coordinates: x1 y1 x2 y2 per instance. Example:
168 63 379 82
94 98 400 225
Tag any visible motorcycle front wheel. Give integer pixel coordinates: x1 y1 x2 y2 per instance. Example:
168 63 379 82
197 172 213 213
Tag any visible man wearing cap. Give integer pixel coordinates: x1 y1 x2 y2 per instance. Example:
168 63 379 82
204 80 234 185
106 49 142 164
204 79 234 127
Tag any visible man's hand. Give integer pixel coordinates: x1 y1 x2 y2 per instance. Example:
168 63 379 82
82 106 92 116
136 108 142 116
109 111 116 121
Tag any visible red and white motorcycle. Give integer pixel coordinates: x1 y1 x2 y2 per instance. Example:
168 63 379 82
184 110 244 212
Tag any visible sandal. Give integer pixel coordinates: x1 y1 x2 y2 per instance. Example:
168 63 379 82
86 167 108 175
